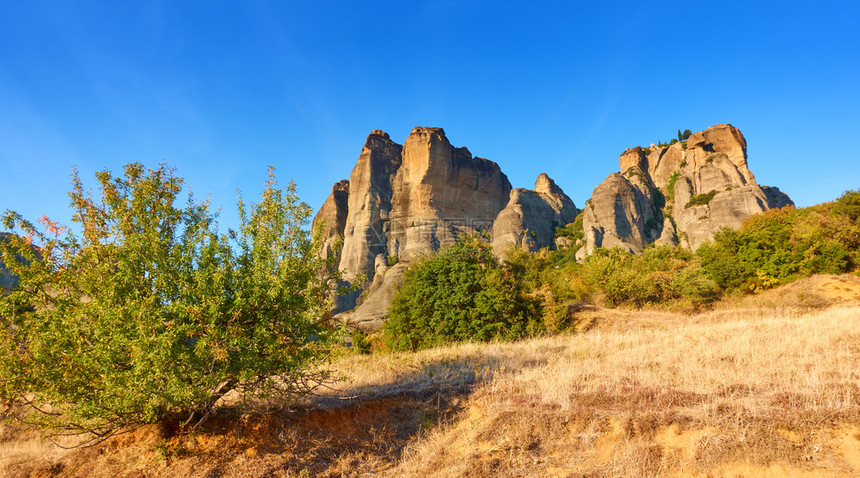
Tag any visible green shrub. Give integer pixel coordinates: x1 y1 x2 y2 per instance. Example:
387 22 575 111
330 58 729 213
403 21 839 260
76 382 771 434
0 164 337 439
581 246 717 308
350 331 372 355
554 212 585 255
685 190 718 208
507 247 592 330
665 172 682 203
697 194 860 292
384 239 541 351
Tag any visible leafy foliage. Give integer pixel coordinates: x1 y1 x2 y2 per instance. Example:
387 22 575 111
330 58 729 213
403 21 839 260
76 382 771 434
581 246 717 308
0 164 337 440
554 212 585 255
685 190 718 208
384 239 541 351
665 172 682 203
697 191 860 291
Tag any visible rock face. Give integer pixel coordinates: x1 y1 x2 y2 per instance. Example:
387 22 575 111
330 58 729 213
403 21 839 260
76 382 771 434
492 173 579 254
313 127 578 324
314 124 791 328
343 262 408 331
311 179 349 262
387 127 512 262
338 130 403 283
582 124 793 255
580 168 664 257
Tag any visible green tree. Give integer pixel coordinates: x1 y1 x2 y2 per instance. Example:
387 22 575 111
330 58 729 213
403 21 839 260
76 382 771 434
384 239 540 351
0 164 337 442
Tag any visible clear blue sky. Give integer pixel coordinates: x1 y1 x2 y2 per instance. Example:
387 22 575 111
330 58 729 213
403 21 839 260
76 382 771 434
2 1 858 234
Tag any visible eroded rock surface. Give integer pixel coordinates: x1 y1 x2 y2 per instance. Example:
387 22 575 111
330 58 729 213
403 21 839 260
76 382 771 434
387 127 512 262
343 262 408 331
583 124 793 253
319 127 550 322
338 130 403 283
311 179 349 262
492 173 579 254
581 167 663 256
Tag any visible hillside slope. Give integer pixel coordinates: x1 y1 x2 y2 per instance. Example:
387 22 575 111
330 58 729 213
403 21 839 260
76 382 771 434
3 275 858 477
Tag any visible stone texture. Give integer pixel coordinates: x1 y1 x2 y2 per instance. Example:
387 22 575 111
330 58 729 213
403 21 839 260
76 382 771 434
387 127 512 262
675 185 770 249
311 179 349 262
325 127 515 315
338 130 402 284
491 173 578 254
582 167 663 255
619 147 648 174
345 262 408 331
582 124 792 255
762 186 795 209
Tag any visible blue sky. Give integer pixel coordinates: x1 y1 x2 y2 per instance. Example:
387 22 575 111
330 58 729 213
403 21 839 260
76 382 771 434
1 1 858 234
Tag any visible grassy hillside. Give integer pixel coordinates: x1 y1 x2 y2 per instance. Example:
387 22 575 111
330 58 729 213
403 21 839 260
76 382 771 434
3 275 859 477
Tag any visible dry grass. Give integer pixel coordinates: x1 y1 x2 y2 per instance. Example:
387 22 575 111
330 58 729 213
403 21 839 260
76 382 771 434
3 276 860 476
383 304 860 477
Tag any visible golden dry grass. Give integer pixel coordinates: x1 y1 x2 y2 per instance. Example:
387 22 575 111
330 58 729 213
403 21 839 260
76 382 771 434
3 276 859 477
381 304 860 477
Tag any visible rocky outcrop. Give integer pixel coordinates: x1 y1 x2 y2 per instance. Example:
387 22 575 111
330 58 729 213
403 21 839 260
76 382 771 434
323 127 514 289
315 127 578 324
342 262 408 331
387 127 512 262
311 179 349 262
314 123 791 327
582 124 793 254
492 173 579 254
579 167 664 258
762 186 794 209
337 130 402 283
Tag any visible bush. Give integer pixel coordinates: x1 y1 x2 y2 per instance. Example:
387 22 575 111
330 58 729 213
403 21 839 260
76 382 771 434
697 192 860 292
554 211 585 255
581 246 717 308
0 164 337 440
665 172 682 203
685 190 718 208
384 239 541 351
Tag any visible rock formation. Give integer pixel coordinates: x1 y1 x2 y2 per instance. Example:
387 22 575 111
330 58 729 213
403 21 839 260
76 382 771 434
338 130 402 284
579 166 664 256
492 173 579 254
342 262 408 331
313 124 791 328
580 124 793 257
312 127 578 322
387 127 512 262
311 179 349 262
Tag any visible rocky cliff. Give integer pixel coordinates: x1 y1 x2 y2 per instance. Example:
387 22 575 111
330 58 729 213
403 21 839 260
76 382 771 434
579 124 793 258
313 127 577 323
311 179 350 263
314 124 791 328
492 173 579 254
387 127 513 262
